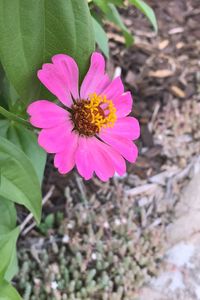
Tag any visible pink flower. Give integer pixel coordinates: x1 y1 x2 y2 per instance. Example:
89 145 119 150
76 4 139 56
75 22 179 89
27 52 140 181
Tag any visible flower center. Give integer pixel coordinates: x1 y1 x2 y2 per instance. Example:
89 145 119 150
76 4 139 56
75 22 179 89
71 93 117 137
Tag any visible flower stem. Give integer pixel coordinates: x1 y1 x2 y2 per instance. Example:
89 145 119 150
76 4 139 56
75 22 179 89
0 105 31 128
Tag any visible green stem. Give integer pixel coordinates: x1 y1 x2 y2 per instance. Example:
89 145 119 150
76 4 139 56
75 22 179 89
0 105 31 128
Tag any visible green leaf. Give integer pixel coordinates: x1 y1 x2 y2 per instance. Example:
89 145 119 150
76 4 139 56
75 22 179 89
106 4 133 46
0 106 30 128
0 280 22 300
108 0 124 5
92 1 133 46
0 63 19 111
39 213 55 235
0 137 42 223
92 17 109 58
0 120 9 139
0 0 95 104
129 0 158 32
0 227 19 280
93 0 109 13
1 78 20 111
0 120 46 183
4 250 18 282
0 66 10 111
0 199 16 235
7 124 46 183
0 199 18 281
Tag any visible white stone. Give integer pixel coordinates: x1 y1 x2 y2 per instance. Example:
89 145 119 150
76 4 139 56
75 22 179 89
91 253 97 260
166 242 195 268
62 235 70 244
51 281 58 290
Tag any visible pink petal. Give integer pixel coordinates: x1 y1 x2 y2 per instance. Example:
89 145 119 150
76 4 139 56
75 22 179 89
113 92 133 118
52 54 79 100
84 138 126 181
54 132 78 174
38 121 73 153
101 117 140 141
101 76 124 100
99 131 138 163
75 137 94 180
87 138 114 181
27 100 69 128
80 52 106 99
95 74 110 95
38 63 72 106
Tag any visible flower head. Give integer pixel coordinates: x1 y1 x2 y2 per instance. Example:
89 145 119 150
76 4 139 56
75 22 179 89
27 52 140 181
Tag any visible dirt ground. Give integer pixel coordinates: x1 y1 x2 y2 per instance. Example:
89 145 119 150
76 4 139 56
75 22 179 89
15 0 200 299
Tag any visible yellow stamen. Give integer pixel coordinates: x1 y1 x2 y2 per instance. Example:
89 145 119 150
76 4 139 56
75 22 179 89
85 93 117 130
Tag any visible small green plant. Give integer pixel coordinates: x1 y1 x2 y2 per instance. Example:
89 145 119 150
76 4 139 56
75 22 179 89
39 214 55 235
39 212 64 235
17 187 165 300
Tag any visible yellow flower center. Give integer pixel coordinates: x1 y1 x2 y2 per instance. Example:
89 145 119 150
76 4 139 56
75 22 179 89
71 93 117 137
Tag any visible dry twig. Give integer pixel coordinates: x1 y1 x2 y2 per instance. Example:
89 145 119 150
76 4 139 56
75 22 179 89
20 185 55 236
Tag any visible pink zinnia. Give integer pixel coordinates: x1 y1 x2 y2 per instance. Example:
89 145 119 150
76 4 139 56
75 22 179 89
27 52 140 181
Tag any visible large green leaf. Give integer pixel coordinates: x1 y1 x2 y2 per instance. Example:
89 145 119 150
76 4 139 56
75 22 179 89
0 227 19 280
0 120 46 183
0 63 19 111
0 0 95 104
4 249 18 283
0 280 22 300
92 17 109 58
0 199 18 281
0 137 42 223
0 120 9 140
0 199 16 235
129 0 158 32
0 66 9 111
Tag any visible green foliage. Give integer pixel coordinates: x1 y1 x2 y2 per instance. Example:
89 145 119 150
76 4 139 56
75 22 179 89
93 0 133 47
0 200 19 282
39 214 55 235
39 212 65 235
0 121 46 183
0 106 30 128
0 137 42 223
0 227 19 280
91 0 157 56
92 17 109 58
109 0 124 5
130 0 158 32
0 68 19 111
0 280 22 300
0 199 16 235
106 3 134 46
0 0 95 105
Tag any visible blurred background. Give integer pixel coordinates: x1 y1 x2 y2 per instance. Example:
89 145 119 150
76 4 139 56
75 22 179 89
16 1 200 299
